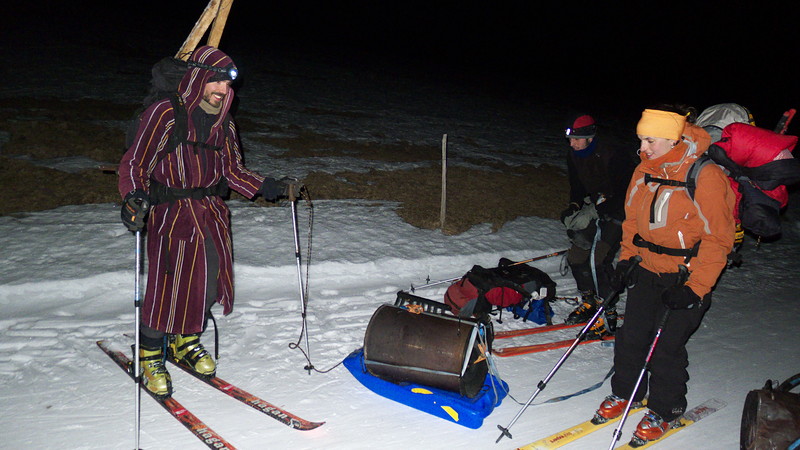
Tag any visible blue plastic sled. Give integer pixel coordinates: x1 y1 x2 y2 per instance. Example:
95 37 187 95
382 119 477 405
343 348 508 429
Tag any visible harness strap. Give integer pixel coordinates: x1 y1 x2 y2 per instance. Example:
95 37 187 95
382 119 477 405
633 233 700 264
149 178 229 206
168 94 224 152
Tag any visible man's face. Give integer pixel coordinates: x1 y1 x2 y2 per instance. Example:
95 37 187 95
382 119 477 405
569 137 592 151
203 80 232 107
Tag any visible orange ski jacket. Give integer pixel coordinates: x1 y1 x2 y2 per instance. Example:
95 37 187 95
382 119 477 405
620 123 735 298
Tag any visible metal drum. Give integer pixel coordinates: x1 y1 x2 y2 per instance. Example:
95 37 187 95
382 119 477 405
363 304 488 398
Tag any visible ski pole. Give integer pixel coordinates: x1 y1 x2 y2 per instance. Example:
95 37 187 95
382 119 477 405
607 308 669 450
288 183 313 373
607 264 688 450
496 256 641 443
411 249 568 292
132 229 143 450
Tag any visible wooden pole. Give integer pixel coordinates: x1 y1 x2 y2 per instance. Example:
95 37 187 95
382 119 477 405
440 134 447 230
175 0 222 60
207 0 234 47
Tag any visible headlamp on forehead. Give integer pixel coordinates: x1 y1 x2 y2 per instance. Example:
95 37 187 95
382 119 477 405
188 60 238 81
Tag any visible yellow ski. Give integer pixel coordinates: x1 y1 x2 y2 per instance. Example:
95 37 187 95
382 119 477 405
517 403 646 449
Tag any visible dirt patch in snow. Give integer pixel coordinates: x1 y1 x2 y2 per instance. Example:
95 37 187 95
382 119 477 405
0 98 567 234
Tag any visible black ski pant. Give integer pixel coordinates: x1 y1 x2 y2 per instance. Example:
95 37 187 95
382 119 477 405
610 266 710 422
567 218 622 299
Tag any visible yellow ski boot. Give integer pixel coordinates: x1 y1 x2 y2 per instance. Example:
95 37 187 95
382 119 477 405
139 345 172 398
168 333 216 377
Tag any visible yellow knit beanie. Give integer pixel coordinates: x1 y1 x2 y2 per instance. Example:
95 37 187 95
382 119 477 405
636 109 686 141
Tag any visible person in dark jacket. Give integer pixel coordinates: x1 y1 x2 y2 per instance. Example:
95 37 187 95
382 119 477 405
118 46 294 398
560 114 634 337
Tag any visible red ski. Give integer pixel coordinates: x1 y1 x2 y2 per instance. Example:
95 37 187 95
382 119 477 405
495 315 623 340
492 336 614 357
492 335 615 357
97 340 236 450
166 356 325 431
495 321 585 339
775 108 796 134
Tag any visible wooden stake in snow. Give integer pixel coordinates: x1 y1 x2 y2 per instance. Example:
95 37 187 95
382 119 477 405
175 0 235 60
440 134 447 230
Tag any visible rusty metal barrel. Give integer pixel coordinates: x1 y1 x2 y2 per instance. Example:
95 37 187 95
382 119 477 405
363 304 488 398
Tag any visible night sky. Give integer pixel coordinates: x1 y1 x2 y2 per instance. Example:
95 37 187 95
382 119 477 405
6 1 799 129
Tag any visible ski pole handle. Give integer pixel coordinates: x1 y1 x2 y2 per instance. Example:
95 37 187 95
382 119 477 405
675 264 689 286
601 255 641 310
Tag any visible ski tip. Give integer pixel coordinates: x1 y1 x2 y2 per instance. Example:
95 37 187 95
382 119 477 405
296 420 326 431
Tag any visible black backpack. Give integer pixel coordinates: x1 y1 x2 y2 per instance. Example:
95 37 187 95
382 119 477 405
707 145 800 239
444 258 556 322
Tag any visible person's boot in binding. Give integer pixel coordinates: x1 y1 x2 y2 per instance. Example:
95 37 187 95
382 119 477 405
592 394 644 424
631 410 681 444
139 344 172 398
168 333 216 377
565 291 598 324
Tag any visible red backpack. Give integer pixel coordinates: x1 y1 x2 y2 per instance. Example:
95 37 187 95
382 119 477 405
444 262 554 319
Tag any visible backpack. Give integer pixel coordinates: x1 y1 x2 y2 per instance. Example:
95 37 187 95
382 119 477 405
740 372 800 449
707 144 800 238
124 57 230 155
444 259 556 324
696 103 755 143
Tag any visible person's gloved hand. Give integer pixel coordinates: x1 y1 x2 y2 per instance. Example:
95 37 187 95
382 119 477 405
609 257 638 292
259 177 285 202
661 285 702 310
121 190 150 232
560 202 581 224
279 177 303 200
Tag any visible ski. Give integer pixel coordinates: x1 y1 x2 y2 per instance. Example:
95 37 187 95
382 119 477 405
166 356 325 431
96 340 236 450
493 336 615 357
517 403 647 449
495 321 585 339
616 398 727 448
775 108 796 134
495 315 624 340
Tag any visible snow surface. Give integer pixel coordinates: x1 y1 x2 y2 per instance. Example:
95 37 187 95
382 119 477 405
1 41 799 450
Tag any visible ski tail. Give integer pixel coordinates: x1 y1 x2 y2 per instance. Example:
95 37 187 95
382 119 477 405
166 356 325 430
617 399 727 449
775 108 796 134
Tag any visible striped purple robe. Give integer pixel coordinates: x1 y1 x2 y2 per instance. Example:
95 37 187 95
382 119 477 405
119 46 264 334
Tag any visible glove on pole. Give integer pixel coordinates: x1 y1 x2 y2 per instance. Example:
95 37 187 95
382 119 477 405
495 256 641 443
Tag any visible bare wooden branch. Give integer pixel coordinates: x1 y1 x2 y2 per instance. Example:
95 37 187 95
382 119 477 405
175 0 222 60
207 0 234 47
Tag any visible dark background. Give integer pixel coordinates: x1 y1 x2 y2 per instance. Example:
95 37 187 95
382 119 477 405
6 1 799 131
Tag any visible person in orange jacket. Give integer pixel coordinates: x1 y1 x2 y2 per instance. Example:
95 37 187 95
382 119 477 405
592 108 735 445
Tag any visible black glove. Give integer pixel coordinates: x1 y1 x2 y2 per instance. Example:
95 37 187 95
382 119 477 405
121 190 150 232
609 257 637 293
560 202 581 224
259 177 285 202
661 285 702 310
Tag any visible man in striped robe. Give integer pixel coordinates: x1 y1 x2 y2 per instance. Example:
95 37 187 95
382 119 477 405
119 46 289 397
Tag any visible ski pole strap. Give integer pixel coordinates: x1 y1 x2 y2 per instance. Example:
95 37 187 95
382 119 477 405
542 366 614 404
633 233 700 264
